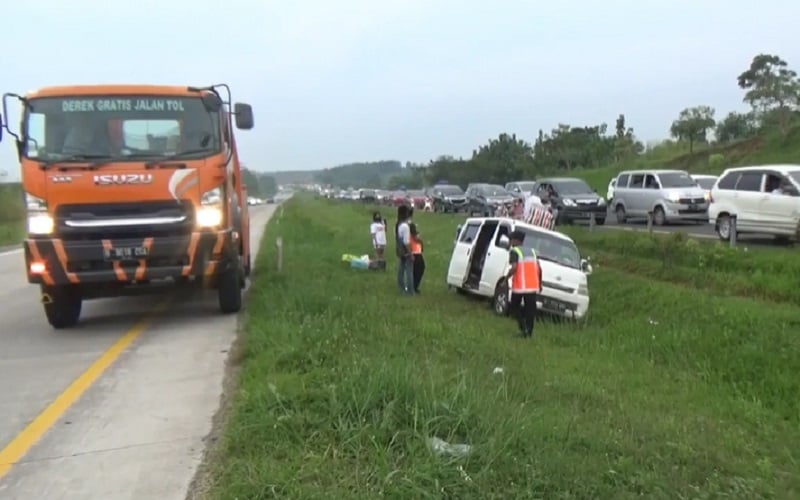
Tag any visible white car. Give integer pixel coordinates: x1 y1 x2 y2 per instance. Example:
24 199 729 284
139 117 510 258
446 217 592 320
708 164 800 241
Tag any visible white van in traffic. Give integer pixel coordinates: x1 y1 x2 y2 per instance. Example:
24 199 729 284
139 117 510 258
447 217 592 320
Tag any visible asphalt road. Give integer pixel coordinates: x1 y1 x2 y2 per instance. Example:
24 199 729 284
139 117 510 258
0 203 277 500
584 208 795 248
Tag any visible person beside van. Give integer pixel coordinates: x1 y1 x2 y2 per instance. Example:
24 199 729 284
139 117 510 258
505 230 542 338
395 205 415 295
370 212 387 263
408 208 425 293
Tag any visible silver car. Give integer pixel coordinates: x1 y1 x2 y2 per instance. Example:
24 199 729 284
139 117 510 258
611 169 709 225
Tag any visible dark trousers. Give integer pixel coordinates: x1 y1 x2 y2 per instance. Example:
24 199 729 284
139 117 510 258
510 292 537 336
412 253 426 292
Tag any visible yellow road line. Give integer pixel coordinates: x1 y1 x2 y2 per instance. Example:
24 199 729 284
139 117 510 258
0 300 169 480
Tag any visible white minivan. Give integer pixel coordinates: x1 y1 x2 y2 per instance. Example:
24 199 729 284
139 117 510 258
446 217 592 320
708 164 800 241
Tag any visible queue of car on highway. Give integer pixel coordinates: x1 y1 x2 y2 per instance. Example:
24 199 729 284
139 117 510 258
320 163 800 324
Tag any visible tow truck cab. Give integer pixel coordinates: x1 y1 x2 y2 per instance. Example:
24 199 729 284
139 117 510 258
0 84 254 329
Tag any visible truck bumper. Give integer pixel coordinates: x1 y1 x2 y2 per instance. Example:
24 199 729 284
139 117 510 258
24 230 237 286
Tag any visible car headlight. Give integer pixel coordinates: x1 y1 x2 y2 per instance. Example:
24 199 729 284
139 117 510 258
197 187 223 228
703 191 710 201
667 193 680 203
578 283 589 295
597 197 606 205
563 198 576 207
24 193 54 235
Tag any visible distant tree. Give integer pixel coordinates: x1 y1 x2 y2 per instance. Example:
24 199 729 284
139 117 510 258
240 167 262 197
258 174 278 196
613 114 644 162
669 106 716 153
737 54 800 136
715 111 757 143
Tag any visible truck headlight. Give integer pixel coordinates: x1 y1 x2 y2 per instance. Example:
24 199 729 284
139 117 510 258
28 214 54 235
197 187 223 228
667 193 680 203
578 283 589 296
25 193 54 235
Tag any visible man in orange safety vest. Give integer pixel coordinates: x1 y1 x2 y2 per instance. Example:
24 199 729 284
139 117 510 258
505 230 542 338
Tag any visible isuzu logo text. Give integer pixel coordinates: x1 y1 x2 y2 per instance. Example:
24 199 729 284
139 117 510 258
93 174 154 185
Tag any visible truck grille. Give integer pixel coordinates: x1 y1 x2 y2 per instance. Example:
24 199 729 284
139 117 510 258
54 201 195 240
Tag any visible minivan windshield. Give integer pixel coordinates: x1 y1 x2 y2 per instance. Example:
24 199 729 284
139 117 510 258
517 182 536 192
482 185 510 197
694 177 717 190
519 228 581 269
436 185 463 195
658 172 697 188
553 179 593 195
22 95 221 162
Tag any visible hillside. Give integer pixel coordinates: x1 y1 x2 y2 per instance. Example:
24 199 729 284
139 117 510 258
575 125 800 191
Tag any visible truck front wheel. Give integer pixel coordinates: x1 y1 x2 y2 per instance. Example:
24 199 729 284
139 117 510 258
218 258 243 314
42 285 82 329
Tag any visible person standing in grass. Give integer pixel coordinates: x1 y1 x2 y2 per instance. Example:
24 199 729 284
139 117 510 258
395 204 415 295
505 230 542 338
407 207 426 293
370 211 387 263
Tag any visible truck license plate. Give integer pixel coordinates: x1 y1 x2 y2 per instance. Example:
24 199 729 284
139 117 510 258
104 246 148 261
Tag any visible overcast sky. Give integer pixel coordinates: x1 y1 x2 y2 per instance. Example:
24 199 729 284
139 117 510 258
1 0 799 178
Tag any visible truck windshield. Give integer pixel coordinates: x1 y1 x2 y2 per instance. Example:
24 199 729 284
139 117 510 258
22 95 221 162
520 229 581 269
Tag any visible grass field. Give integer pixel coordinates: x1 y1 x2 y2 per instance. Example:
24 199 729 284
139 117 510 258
0 183 23 247
200 195 800 499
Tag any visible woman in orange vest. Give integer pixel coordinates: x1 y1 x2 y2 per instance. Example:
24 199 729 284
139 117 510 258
505 230 542 338
408 207 425 293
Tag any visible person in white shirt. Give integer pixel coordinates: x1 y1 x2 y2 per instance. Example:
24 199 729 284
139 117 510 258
395 205 415 294
523 190 544 223
370 212 387 262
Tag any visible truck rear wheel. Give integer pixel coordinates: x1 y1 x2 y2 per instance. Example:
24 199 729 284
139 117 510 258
42 285 82 329
218 258 243 314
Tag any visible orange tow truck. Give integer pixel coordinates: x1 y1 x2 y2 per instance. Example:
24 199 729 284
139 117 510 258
0 84 254 328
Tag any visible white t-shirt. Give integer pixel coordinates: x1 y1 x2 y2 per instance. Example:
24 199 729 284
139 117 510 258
370 222 387 247
397 222 411 246
523 194 544 221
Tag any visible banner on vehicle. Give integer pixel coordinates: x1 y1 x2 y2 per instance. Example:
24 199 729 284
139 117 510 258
525 207 556 230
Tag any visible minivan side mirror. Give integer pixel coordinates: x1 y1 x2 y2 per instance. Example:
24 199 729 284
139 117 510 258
580 258 593 275
498 235 510 249
454 224 463 244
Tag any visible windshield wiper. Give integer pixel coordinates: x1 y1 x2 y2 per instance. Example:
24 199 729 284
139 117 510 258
145 148 213 169
39 154 116 170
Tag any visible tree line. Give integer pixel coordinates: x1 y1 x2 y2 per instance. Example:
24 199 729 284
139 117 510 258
369 53 800 189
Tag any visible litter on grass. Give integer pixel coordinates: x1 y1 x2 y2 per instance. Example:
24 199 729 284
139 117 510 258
428 436 471 458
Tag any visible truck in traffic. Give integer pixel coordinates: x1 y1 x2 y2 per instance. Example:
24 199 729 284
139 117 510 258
0 84 254 328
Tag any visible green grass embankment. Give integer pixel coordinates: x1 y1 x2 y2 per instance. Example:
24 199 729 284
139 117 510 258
201 195 800 499
573 126 800 192
0 183 23 247
560 227 800 305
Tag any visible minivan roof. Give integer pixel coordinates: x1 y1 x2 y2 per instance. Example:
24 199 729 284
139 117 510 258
720 164 800 174
462 216 575 243
617 169 689 176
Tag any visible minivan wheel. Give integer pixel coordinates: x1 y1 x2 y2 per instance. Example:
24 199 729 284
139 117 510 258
615 205 627 224
492 282 510 316
653 206 666 226
717 214 731 241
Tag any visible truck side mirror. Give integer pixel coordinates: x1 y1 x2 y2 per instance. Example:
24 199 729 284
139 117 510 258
580 258 593 275
497 234 510 249
234 103 254 130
